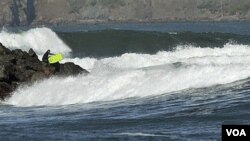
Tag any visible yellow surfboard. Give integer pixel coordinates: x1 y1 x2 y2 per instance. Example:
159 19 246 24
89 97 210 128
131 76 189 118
48 53 64 64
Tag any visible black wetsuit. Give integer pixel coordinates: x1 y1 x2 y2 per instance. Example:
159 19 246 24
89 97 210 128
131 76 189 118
42 50 60 72
42 50 53 63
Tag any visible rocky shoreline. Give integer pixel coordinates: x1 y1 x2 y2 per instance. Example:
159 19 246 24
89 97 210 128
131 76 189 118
1 0 250 26
0 43 88 100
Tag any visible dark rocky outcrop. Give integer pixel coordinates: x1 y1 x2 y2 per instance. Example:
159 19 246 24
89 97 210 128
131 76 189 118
0 43 88 100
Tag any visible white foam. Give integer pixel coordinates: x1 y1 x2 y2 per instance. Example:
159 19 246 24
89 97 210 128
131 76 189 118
62 57 96 72
100 44 250 68
5 44 250 107
116 132 167 137
64 43 250 70
0 27 72 56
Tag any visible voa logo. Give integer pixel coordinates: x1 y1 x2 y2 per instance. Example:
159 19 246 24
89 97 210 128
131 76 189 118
226 129 246 136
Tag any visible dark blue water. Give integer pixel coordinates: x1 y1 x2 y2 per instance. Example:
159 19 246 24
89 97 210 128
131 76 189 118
1 22 250 140
1 79 250 140
6 22 250 35
52 22 250 35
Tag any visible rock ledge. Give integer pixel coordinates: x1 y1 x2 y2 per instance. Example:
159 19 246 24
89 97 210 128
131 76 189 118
0 43 88 100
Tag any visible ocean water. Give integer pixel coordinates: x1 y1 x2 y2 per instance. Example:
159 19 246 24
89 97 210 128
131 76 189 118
1 22 250 140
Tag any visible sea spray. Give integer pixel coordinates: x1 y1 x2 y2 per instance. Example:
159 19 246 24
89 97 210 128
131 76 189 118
2 27 250 107
5 44 250 106
63 43 250 70
0 27 71 56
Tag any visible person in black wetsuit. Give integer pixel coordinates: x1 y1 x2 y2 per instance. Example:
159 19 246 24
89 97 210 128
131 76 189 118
42 50 54 63
42 50 60 72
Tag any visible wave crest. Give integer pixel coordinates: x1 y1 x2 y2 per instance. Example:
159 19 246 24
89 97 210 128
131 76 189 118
5 44 250 107
0 27 72 56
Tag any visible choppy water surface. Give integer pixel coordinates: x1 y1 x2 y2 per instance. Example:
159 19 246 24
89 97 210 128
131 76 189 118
1 22 250 140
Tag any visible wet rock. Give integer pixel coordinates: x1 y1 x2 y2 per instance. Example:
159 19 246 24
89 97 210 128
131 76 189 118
13 49 26 59
58 62 88 76
42 63 56 76
0 82 12 100
0 43 11 55
28 48 38 58
0 55 16 63
14 69 35 82
31 72 46 82
0 62 15 82
0 43 89 100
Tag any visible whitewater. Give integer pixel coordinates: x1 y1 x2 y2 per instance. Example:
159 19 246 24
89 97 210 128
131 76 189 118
1 27 250 107
1 23 250 141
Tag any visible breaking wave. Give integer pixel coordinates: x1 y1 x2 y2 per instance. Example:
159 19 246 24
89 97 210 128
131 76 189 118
5 44 250 106
0 27 71 56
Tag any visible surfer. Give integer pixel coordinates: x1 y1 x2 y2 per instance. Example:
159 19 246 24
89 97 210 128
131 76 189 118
42 50 54 63
42 50 60 72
